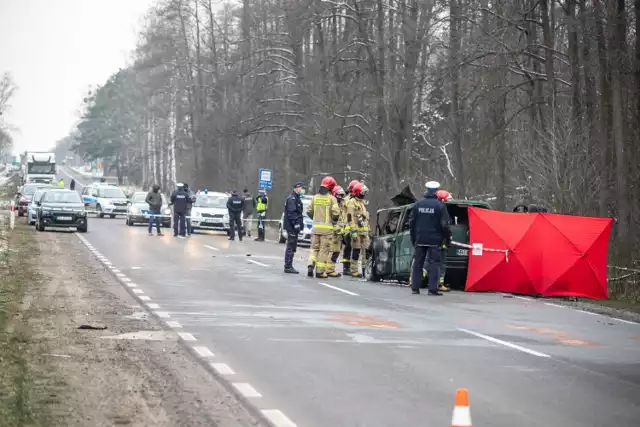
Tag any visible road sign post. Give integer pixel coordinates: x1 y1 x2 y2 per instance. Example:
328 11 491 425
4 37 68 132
258 168 273 190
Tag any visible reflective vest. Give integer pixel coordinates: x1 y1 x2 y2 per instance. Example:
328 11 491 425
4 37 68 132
58 180 64 188
256 196 267 212
306 193 340 235
347 197 370 233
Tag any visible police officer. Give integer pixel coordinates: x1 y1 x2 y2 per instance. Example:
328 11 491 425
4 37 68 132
409 181 451 295
283 182 305 274
70 179 76 191
226 190 244 241
242 188 255 237
254 189 268 241
170 183 189 237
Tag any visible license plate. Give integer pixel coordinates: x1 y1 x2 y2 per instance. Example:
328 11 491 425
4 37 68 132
57 216 72 221
456 248 468 256
141 210 149 214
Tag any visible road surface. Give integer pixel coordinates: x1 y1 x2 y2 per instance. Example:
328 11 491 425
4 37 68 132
56 167 640 427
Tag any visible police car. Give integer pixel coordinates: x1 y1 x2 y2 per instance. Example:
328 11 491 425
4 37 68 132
189 191 236 232
81 183 129 218
278 195 313 246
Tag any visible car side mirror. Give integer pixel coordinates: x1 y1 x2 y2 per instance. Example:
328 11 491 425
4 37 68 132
127 200 132 205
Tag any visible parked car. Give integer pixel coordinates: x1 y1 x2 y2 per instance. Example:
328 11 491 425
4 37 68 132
34 189 88 232
125 191 171 227
15 183 51 216
278 195 313 246
364 188 491 289
27 187 51 225
81 183 128 218
189 191 233 232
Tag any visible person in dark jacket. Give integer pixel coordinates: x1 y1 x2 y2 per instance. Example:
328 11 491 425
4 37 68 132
70 179 76 191
409 181 451 295
145 184 164 236
184 183 196 236
170 183 189 237
242 188 255 237
283 182 305 274
227 190 244 241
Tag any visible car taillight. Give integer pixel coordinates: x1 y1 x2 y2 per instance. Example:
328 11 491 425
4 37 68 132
19 197 28 205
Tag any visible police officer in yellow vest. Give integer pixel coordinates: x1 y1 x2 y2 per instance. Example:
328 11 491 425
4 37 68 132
254 189 268 241
306 176 341 279
346 182 371 277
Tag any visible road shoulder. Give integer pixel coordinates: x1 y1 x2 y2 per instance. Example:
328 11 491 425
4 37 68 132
1 220 261 427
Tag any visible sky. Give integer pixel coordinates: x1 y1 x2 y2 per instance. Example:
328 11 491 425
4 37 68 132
0 0 155 155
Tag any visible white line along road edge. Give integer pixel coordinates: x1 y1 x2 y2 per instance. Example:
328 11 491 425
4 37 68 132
458 328 551 358
318 282 359 296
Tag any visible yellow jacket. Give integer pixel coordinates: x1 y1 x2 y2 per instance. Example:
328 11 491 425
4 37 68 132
306 191 340 235
347 197 370 233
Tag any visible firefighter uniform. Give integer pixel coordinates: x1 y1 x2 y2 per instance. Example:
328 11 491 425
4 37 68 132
341 194 353 275
306 188 340 278
347 197 370 276
327 187 346 277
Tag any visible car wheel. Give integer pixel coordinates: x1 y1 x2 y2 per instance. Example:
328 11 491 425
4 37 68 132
97 204 105 218
278 226 286 244
110 214 116 219
36 220 44 232
78 226 88 233
364 255 381 282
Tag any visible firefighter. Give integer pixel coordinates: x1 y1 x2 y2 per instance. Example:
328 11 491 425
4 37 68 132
347 182 371 277
341 180 360 275
254 189 268 241
306 176 340 279
326 185 346 277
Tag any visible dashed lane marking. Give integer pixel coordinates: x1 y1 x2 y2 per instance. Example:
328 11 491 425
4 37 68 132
261 409 297 427
116 273 126 278
204 245 219 251
155 311 171 318
166 321 182 328
132 289 144 294
318 282 359 296
121 278 132 283
458 328 551 358
193 346 215 357
612 318 637 325
211 363 235 375
139 296 151 301
248 259 269 267
126 283 137 288
177 332 197 341
147 303 160 309
233 383 262 398
132 266 142 269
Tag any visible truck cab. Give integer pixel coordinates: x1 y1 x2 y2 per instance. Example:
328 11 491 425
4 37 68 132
24 152 56 184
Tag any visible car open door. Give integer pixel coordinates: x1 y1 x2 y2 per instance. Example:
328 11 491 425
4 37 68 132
369 207 403 279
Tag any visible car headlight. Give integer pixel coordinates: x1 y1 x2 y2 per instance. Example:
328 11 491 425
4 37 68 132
42 208 52 216
77 210 87 217
162 208 171 215
192 211 201 218
223 213 229 220
129 206 140 214
102 200 113 206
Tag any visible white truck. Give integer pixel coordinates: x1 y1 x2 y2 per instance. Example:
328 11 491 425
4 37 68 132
22 152 57 184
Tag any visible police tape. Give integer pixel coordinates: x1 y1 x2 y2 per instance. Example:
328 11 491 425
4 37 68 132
83 210 282 222
450 240 510 262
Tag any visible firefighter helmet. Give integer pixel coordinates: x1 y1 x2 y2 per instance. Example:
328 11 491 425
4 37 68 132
352 182 369 198
332 185 345 198
347 180 360 194
436 190 452 202
321 176 337 191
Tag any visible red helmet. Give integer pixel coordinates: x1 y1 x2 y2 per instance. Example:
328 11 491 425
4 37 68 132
332 185 345 197
347 180 360 194
352 182 368 197
436 190 452 201
321 176 337 191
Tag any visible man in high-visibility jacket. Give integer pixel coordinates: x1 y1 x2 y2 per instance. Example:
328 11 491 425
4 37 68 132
58 178 65 188
346 182 371 277
341 180 359 275
254 190 268 241
306 176 340 279
326 185 346 277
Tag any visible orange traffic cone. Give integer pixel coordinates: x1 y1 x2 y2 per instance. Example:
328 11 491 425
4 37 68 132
451 388 472 427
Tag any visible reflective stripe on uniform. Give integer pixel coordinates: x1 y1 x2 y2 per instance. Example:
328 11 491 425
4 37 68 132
312 195 332 231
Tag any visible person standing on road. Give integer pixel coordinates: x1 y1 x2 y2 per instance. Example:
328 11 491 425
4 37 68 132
145 184 164 236
254 189 268 242
70 179 76 191
341 180 359 276
283 182 305 274
226 190 244 241
346 182 371 277
306 176 340 279
242 188 255 237
170 183 189 237
409 181 451 296
58 178 65 188
326 185 346 277
184 183 196 236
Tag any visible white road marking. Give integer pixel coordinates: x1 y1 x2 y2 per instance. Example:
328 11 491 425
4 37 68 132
139 296 151 301
612 318 637 325
261 409 297 427
155 311 170 318
132 289 144 294
116 273 126 278
514 296 534 301
318 282 359 296
121 278 132 283
577 310 600 316
204 245 219 251
233 383 262 398
110 267 119 272
458 328 551 358
131 266 141 270
193 346 215 357
544 302 564 308
211 363 235 375
177 332 197 341
126 283 137 288
147 303 160 309
248 259 269 267
166 321 182 328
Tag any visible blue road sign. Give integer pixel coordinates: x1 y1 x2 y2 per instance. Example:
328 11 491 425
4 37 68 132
258 168 273 189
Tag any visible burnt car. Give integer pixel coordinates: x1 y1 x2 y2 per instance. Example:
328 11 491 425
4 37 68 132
364 186 491 289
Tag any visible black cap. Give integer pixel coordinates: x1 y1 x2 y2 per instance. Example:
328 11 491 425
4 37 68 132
294 181 304 188
243 188 248 192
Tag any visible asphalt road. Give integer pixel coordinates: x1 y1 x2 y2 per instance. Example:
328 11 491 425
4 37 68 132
55 168 640 427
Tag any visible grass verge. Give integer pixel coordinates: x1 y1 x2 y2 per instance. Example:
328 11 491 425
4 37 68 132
0 221 54 426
